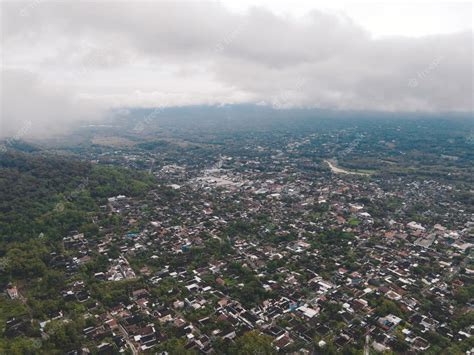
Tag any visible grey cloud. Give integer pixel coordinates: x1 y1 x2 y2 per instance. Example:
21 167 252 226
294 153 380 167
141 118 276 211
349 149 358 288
0 69 105 138
1 1 472 137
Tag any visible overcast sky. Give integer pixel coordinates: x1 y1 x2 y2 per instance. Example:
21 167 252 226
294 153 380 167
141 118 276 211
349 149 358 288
0 0 473 137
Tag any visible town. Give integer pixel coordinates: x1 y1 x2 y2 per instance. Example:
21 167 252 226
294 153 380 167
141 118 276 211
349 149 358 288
1 114 472 354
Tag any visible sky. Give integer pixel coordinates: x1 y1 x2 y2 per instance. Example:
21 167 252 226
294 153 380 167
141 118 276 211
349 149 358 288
0 0 473 137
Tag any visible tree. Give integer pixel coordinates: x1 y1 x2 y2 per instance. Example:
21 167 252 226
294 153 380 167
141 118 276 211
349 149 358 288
44 320 81 351
375 299 402 317
155 338 197 355
229 331 276 355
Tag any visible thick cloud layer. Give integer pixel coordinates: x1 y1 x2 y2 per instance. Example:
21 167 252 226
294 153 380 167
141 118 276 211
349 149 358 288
0 69 105 138
0 1 472 137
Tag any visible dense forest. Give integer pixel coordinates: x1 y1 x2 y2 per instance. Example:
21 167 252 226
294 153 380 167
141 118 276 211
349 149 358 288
0 151 156 353
0 151 155 242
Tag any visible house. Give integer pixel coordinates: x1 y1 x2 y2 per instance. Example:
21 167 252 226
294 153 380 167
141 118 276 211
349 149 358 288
6 285 19 300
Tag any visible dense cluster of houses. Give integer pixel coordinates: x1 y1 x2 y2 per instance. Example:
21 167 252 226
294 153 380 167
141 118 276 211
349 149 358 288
5 136 473 354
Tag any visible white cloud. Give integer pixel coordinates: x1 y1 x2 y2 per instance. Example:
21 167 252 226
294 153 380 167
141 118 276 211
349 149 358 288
0 69 105 137
0 1 472 137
